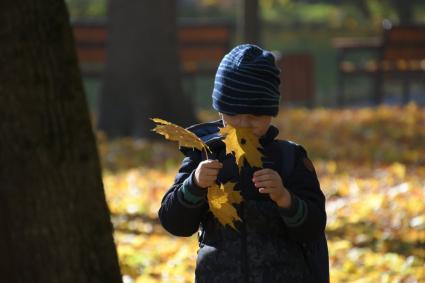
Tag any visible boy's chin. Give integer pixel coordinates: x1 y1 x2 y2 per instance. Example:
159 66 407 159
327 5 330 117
254 127 271 137
253 131 266 138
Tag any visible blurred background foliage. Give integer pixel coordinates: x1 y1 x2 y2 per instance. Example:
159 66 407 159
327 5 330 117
66 0 425 108
66 0 425 27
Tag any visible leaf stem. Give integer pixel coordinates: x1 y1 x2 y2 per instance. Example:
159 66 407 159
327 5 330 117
202 146 209 160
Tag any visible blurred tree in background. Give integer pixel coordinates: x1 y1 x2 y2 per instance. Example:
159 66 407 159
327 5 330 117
97 0 197 138
0 1 122 282
241 0 261 44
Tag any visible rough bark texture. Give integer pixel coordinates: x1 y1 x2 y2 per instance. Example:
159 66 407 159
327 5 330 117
0 1 122 282
98 0 197 139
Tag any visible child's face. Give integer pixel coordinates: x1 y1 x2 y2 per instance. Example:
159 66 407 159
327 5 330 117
221 113 272 137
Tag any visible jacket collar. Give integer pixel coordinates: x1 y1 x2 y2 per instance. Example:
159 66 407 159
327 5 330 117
260 125 279 146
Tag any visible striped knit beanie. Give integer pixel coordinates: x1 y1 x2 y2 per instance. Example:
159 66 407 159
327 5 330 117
212 44 281 116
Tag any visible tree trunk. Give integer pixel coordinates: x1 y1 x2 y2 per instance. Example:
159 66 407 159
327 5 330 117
241 0 261 45
0 1 122 283
98 0 197 139
393 0 413 25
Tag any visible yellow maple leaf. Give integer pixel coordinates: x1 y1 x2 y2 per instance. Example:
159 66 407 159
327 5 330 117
219 125 263 170
151 118 210 154
208 182 242 230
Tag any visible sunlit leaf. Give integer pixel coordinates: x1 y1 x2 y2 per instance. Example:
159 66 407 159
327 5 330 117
151 118 210 154
219 125 263 170
207 182 242 230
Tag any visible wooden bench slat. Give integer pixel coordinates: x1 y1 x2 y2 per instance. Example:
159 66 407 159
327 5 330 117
384 49 425 60
178 27 231 42
77 49 106 63
73 27 108 43
179 47 227 61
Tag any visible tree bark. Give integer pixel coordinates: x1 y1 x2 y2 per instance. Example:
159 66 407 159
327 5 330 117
0 1 122 282
98 0 197 139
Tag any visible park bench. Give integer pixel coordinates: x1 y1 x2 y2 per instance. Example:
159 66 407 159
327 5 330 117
72 20 316 106
333 24 425 106
71 20 233 78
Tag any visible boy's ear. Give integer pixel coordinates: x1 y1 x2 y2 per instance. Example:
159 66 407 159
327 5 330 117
218 113 226 126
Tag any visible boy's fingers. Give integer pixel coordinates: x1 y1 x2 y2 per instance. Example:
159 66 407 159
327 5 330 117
258 187 272 194
204 165 222 172
253 169 268 176
253 168 273 177
208 160 222 165
252 174 274 182
202 176 218 182
253 174 280 184
203 168 220 176
203 160 223 168
254 180 275 188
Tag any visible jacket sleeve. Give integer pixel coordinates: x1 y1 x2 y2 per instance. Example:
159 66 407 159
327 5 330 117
278 145 327 242
158 149 209 237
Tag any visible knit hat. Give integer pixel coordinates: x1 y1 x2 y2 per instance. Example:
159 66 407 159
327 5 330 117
212 44 281 116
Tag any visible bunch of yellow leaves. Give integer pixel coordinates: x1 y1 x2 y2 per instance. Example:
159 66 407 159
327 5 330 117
152 119 265 229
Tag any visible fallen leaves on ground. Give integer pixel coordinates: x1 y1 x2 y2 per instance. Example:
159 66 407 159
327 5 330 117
104 161 425 283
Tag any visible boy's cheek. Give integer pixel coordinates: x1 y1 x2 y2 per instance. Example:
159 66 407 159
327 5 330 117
253 127 268 137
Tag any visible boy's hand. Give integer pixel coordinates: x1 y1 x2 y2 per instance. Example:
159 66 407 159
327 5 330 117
194 160 223 188
253 169 292 208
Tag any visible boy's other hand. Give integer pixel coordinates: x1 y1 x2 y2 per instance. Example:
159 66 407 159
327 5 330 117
194 160 223 188
252 169 292 208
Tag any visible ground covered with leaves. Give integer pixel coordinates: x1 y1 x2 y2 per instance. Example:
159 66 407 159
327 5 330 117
99 104 425 283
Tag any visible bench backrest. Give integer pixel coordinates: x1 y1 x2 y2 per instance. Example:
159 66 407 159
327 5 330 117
383 25 425 61
72 20 232 77
73 22 106 66
178 22 232 75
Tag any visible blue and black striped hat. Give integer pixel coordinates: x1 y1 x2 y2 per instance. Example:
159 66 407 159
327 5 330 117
212 44 281 116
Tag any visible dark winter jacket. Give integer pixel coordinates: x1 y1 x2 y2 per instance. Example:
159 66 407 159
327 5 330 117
158 120 327 283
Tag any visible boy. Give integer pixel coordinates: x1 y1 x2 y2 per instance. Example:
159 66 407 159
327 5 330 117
158 44 327 283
